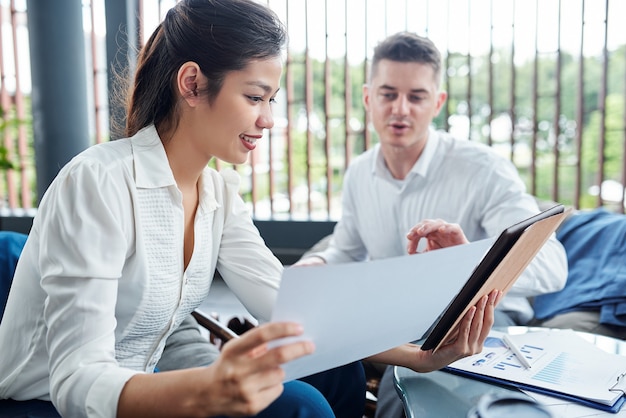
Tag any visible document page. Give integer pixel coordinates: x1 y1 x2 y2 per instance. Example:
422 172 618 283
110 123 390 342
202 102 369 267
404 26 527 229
447 329 626 407
270 238 495 381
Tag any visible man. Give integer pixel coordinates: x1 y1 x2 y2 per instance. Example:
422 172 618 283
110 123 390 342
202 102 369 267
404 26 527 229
294 32 567 417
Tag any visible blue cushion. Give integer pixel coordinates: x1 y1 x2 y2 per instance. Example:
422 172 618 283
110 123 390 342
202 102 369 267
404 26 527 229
533 209 626 326
0 231 28 321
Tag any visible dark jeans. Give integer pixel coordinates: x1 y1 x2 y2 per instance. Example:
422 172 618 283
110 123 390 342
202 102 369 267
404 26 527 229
0 399 61 418
0 363 365 418
216 362 367 418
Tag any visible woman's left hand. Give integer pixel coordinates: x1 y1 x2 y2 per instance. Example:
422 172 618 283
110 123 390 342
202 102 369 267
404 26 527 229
409 289 501 372
406 219 469 254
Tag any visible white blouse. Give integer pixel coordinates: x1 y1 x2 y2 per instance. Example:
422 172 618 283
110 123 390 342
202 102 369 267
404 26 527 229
0 125 283 417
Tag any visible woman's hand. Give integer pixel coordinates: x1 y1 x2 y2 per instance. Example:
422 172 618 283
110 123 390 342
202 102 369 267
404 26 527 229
118 322 313 418
406 219 469 254
201 322 314 416
410 289 501 372
367 289 501 374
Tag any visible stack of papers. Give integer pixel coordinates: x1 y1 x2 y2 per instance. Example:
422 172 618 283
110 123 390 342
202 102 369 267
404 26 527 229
445 329 626 412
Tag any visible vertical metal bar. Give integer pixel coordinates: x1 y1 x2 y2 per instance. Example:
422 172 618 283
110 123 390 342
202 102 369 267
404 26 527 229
596 0 609 208
0 2 17 209
466 0 472 139
138 0 144 46
530 0 539 196
444 0 451 131
267 121 275 217
249 144 258 218
324 0 331 216
341 0 352 213
574 0 585 210
285 0 295 217
508 0 516 164
621 15 626 214
266 0 275 218
104 0 140 139
264 0 274 217
304 0 313 216
90 0 103 144
246 1 278 218
552 0 563 202
266 126 275 218
11 1 30 209
344 0 353 162
487 0 494 146
362 0 370 155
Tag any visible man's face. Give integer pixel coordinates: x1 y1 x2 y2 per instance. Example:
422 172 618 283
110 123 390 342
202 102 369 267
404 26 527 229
363 59 447 153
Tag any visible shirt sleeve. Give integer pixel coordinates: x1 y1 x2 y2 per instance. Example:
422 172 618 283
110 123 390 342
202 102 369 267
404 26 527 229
214 170 283 323
37 159 139 418
476 157 568 299
308 166 369 264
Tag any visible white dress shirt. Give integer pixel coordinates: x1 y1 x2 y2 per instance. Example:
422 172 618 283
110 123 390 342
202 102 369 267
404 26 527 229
0 125 283 417
314 128 567 324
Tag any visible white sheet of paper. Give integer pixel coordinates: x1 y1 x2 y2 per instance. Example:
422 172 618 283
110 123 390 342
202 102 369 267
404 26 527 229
270 237 496 381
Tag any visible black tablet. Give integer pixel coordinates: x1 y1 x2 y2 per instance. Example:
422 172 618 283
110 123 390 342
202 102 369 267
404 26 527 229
420 204 566 351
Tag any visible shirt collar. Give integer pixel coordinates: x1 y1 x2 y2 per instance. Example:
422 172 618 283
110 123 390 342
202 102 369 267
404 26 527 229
371 127 439 179
131 125 177 189
131 125 220 213
198 170 221 214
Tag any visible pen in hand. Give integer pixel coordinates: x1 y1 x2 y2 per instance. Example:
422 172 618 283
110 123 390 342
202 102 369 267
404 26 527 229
502 334 532 370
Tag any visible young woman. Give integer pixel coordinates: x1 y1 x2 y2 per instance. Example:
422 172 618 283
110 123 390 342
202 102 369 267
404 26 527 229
0 1 497 417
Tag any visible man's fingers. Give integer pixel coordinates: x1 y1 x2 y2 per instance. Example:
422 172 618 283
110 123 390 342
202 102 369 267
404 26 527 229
406 220 445 239
406 219 467 254
292 256 325 267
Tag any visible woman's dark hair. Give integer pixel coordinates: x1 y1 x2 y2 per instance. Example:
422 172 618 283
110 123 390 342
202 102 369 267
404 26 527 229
370 32 442 86
122 0 287 138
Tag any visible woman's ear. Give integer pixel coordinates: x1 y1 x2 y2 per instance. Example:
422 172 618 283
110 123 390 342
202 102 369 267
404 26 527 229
177 61 201 106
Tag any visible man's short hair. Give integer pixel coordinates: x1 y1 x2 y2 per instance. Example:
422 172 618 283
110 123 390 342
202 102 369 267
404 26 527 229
370 32 442 85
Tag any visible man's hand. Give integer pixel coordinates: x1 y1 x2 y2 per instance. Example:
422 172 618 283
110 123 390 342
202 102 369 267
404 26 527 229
406 219 469 254
292 255 326 267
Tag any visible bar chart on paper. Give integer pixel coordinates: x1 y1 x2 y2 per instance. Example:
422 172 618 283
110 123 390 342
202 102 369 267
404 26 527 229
532 352 576 385
445 329 626 412
493 342 545 371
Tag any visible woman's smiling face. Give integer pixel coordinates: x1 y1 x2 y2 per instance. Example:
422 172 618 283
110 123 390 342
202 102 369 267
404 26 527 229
186 56 283 165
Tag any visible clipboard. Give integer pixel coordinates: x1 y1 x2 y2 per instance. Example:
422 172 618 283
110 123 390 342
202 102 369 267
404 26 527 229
443 329 626 413
420 204 569 352
444 368 626 413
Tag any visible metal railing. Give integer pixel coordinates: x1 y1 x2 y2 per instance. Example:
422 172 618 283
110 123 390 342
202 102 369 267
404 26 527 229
0 0 624 218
